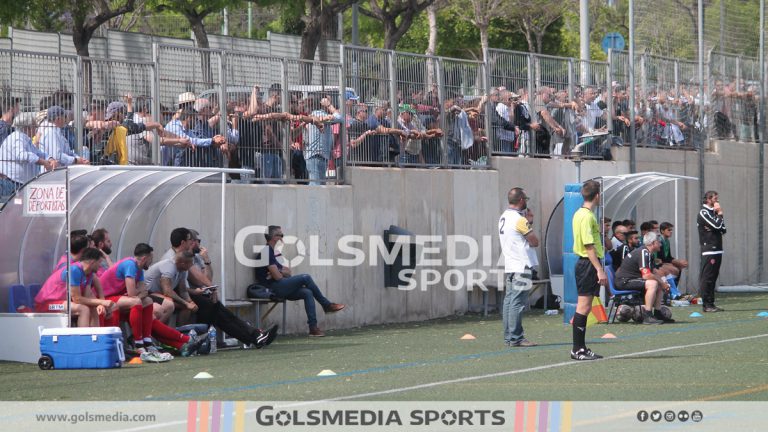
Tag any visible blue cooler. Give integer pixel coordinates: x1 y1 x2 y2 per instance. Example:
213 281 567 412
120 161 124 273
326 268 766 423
38 327 125 370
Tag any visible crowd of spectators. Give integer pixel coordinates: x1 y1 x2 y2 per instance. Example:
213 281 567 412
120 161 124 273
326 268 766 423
0 73 762 194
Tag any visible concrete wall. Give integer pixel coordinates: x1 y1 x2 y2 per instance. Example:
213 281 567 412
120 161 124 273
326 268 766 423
147 141 762 333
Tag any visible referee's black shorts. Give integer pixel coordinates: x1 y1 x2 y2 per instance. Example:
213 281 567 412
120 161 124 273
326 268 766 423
575 257 600 296
615 278 646 292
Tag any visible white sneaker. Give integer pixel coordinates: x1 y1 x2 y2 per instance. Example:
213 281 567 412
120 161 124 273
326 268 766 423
138 348 171 363
147 345 174 361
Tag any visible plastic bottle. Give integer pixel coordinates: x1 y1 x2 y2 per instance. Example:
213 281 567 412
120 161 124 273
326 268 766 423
81 146 90 162
208 326 217 354
189 328 197 341
544 309 559 315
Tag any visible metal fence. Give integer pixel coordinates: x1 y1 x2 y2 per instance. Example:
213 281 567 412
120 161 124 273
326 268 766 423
79 57 156 165
5 42 768 198
487 49 611 159
1 49 78 201
709 52 760 144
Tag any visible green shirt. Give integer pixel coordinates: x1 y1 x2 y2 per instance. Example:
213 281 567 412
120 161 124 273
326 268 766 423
573 207 604 258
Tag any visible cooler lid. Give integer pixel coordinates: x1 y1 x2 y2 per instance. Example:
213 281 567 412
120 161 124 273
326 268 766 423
40 326 122 336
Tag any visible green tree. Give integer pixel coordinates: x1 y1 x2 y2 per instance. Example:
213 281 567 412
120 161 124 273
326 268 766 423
360 0 435 50
151 0 242 49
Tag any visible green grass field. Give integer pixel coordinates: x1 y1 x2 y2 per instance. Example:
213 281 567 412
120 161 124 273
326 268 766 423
2 293 767 401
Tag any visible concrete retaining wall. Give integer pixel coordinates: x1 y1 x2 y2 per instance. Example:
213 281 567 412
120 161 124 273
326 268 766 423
148 141 762 333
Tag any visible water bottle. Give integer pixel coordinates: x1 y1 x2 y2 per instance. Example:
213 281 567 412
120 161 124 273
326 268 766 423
544 309 559 316
188 328 197 342
208 326 217 353
81 146 90 163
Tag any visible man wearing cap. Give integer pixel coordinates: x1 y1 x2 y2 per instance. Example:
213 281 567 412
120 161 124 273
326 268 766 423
164 108 226 167
103 97 164 165
0 112 57 198
39 105 89 167
0 95 21 143
495 90 518 153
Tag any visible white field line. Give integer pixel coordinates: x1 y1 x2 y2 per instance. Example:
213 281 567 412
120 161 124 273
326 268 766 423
110 332 768 432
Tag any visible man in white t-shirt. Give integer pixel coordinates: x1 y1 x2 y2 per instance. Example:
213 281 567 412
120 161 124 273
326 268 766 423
498 187 540 347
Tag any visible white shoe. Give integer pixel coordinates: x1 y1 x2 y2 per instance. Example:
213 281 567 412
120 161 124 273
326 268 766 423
138 348 171 363
147 345 174 361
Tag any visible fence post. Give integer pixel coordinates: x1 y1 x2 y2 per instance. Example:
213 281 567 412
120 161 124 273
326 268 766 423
151 43 162 166
736 56 742 92
388 51 398 166
281 58 290 182
606 55 613 135
674 60 680 96
73 56 83 155
482 59 493 162
526 54 534 157
436 56 448 167
339 48 347 183
218 50 228 169
567 59 575 102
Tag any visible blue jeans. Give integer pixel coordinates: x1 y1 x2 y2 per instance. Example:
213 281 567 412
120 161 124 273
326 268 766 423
447 145 462 165
0 177 21 200
399 153 420 165
267 274 331 328
502 272 531 343
306 156 327 185
261 153 283 183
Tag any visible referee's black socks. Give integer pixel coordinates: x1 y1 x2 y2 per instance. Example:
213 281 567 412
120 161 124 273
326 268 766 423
572 312 588 351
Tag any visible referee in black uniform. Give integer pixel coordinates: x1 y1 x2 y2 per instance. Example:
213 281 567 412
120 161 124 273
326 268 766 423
697 190 726 312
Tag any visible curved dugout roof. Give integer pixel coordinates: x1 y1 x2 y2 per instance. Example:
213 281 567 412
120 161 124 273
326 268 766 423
544 172 698 276
0 166 251 287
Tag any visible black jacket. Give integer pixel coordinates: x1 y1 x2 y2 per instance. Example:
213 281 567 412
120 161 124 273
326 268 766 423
697 205 726 253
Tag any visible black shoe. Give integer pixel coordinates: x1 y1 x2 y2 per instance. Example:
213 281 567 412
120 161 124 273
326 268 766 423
703 306 724 313
643 310 663 325
263 324 279 347
654 310 676 323
180 332 209 357
570 348 602 361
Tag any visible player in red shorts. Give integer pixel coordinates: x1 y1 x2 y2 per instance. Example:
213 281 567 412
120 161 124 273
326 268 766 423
100 243 207 361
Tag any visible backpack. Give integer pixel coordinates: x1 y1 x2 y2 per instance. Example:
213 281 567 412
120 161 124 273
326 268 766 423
247 284 280 301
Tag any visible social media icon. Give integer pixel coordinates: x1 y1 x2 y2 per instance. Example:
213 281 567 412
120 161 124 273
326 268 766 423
651 411 662 422
691 410 703 422
637 410 649 422
678 410 689 422
664 411 675 422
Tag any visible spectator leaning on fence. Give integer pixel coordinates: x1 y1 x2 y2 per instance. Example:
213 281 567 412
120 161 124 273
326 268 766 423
103 97 164 165
0 95 21 143
39 105 89 167
397 104 425 164
303 96 342 184
163 107 226 167
0 112 57 197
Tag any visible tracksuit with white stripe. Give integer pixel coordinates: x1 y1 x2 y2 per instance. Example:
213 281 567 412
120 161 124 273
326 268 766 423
697 204 726 308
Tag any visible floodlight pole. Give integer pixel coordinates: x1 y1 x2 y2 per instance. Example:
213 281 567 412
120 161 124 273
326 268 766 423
758 0 765 280
628 0 636 173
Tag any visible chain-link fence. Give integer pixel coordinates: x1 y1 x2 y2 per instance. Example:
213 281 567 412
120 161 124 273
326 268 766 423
79 57 156 165
0 49 78 202
709 52 760 144
4 35 768 199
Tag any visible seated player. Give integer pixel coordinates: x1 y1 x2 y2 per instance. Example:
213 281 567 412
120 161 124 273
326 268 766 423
35 248 115 327
100 243 206 361
53 231 90 271
658 222 688 278
611 229 639 271
613 232 675 324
